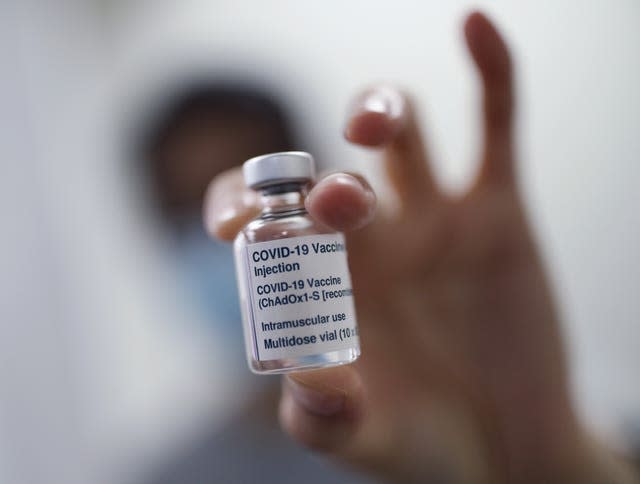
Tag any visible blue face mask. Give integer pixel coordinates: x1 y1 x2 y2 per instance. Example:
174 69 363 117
172 221 272 394
172 222 243 347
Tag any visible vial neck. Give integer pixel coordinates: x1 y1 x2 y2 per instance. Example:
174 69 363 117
259 182 308 217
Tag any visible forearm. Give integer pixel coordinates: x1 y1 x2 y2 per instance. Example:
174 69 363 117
580 438 639 484
511 432 639 484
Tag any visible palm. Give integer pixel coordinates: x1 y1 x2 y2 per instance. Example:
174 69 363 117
343 181 571 480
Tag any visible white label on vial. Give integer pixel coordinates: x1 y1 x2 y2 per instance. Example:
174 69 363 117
243 233 359 361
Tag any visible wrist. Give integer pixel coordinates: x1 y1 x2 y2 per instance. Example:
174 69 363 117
490 394 637 484
571 433 639 484
505 422 639 484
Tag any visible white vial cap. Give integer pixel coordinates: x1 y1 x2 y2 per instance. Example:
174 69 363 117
243 151 315 189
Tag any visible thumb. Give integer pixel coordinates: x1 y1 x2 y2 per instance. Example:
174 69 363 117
278 366 413 480
279 366 365 452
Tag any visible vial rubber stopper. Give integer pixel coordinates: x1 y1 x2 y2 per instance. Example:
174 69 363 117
243 151 315 189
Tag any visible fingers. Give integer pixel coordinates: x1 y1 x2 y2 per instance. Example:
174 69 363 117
203 168 259 241
345 86 437 208
279 366 364 452
305 173 376 232
204 168 376 241
464 11 516 186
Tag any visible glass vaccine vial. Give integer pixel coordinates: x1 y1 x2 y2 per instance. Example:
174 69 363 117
234 151 360 374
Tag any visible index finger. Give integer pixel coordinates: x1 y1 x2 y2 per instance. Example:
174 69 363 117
204 168 377 241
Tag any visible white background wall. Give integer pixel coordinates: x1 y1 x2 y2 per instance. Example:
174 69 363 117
2 1 639 483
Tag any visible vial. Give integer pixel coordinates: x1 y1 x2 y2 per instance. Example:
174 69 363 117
234 151 360 374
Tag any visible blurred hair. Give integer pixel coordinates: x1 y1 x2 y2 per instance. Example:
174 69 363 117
139 82 295 161
136 81 296 225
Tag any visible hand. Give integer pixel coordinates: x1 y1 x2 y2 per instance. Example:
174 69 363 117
204 12 638 484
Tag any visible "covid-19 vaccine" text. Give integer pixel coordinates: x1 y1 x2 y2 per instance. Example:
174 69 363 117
233 152 360 374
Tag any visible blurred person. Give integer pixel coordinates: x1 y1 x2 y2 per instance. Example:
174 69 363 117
205 12 640 484
137 82 370 483
139 83 296 366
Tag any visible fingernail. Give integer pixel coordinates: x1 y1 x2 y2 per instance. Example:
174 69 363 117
286 376 346 416
305 173 376 231
324 172 376 209
344 85 406 143
313 172 366 193
349 85 405 119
